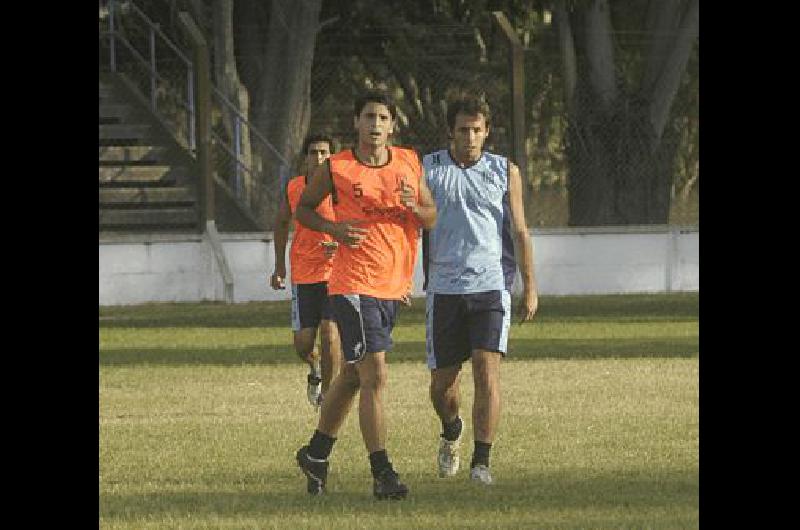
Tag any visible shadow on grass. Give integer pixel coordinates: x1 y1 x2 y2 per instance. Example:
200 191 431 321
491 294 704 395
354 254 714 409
98 293 699 329
503 338 698 360
100 337 697 366
100 469 697 523
100 345 296 366
99 301 293 329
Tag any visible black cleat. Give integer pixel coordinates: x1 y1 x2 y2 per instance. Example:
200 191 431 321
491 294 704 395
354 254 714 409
296 445 328 495
373 467 409 500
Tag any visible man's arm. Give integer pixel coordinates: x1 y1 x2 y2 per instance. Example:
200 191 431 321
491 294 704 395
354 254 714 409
297 162 368 248
269 193 292 290
400 171 437 229
507 161 539 323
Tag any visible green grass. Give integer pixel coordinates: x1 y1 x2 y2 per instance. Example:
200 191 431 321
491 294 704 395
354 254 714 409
100 293 698 529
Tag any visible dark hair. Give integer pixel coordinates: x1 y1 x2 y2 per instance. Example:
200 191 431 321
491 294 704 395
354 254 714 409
354 90 397 120
446 94 491 131
302 134 333 155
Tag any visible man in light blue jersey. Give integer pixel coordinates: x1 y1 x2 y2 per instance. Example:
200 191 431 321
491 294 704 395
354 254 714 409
422 94 538 485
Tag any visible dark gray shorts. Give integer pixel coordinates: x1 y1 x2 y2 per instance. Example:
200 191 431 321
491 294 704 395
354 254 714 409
330 294 399 363
291 282 333 331
425 290 511 369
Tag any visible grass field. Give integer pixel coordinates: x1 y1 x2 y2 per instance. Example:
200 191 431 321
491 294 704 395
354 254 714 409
99 293 699 529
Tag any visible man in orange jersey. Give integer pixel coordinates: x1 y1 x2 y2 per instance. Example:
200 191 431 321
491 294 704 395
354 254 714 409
293 90 437 499
270 134 341 410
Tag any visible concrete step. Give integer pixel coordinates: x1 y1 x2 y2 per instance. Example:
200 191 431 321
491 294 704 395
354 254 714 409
99 145 167 164
99 165 184 185
99 124 151 145
99 187 196 205
99 86 113 98
99 208 198 228
99 104 132 124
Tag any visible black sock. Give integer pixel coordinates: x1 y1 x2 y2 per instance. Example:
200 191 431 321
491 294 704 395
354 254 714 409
471 441 492 468
441 415 463 442
308 430 336 461
368 450 391 478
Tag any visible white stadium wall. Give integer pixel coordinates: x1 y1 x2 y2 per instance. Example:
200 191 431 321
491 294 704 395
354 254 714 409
524 227 699 296
99 227 698 306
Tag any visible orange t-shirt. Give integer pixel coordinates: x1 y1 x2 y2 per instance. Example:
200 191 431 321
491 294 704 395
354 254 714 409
286 175 336 284
327 147 422 299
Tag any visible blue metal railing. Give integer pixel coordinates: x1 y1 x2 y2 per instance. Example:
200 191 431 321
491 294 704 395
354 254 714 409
102 0 290 226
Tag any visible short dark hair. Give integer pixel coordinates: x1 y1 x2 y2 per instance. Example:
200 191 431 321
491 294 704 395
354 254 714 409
302 134 333 155
446 94 491 131
354 90 397 121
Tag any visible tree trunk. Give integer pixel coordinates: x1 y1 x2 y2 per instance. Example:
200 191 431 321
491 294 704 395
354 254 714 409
583 0 616 111
212 0 253 206
234 0 267 110
253 0 322 224
648 0 699 142
558 0 698 226
565 98 678 225
564 83 619 225
554 1 576 115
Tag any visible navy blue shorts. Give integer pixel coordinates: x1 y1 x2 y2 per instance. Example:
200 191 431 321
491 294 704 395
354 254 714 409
291 282 334 331
330 294 399 363
425 290 512 369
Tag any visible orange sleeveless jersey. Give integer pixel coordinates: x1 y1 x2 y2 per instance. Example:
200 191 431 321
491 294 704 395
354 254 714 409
327 146 422 299
286 175 336 284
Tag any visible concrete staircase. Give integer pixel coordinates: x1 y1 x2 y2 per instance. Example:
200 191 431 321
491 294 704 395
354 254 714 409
99 77 199 232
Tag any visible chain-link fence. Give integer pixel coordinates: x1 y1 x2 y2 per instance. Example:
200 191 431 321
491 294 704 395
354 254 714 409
308 21 698 228
99 2 698 232
309 24 515 159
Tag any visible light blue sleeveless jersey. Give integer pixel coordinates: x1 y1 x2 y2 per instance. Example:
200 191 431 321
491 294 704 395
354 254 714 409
423 149 516 294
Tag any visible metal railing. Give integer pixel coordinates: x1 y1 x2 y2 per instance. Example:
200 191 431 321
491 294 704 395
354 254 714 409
101 0 290 228
209 86 291 219
102 0 196 152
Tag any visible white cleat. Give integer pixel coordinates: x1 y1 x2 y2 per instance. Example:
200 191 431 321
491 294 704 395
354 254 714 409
306 374 322 409
470 464 494 485
437 435 461 478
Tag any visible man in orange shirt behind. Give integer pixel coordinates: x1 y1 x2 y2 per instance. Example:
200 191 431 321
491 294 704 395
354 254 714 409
270 134 341 410
293 90 437 499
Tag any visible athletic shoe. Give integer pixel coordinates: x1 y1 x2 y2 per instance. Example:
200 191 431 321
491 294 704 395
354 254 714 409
307 373 322 408
373 467 409 500
437 434 461 478
296 445 328 495
470 464 494 485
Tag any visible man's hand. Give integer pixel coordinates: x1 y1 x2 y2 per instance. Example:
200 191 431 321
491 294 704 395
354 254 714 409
399 183 418 214
270 263 287 290
270 268 286 290
400 291 413 306
517 289 538 324
330 220 369 248
320 240 339 258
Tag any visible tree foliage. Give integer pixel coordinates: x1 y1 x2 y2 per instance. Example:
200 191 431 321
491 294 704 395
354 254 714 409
555 0 698 225
115 0 699 227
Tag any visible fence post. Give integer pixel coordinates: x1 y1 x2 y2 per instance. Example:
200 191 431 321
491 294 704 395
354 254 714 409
234 115 242 199
179 12 213 225
492 12 528 202
149 26 157 111
187 65 196 152
109 0 116 72
665 227 679 293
